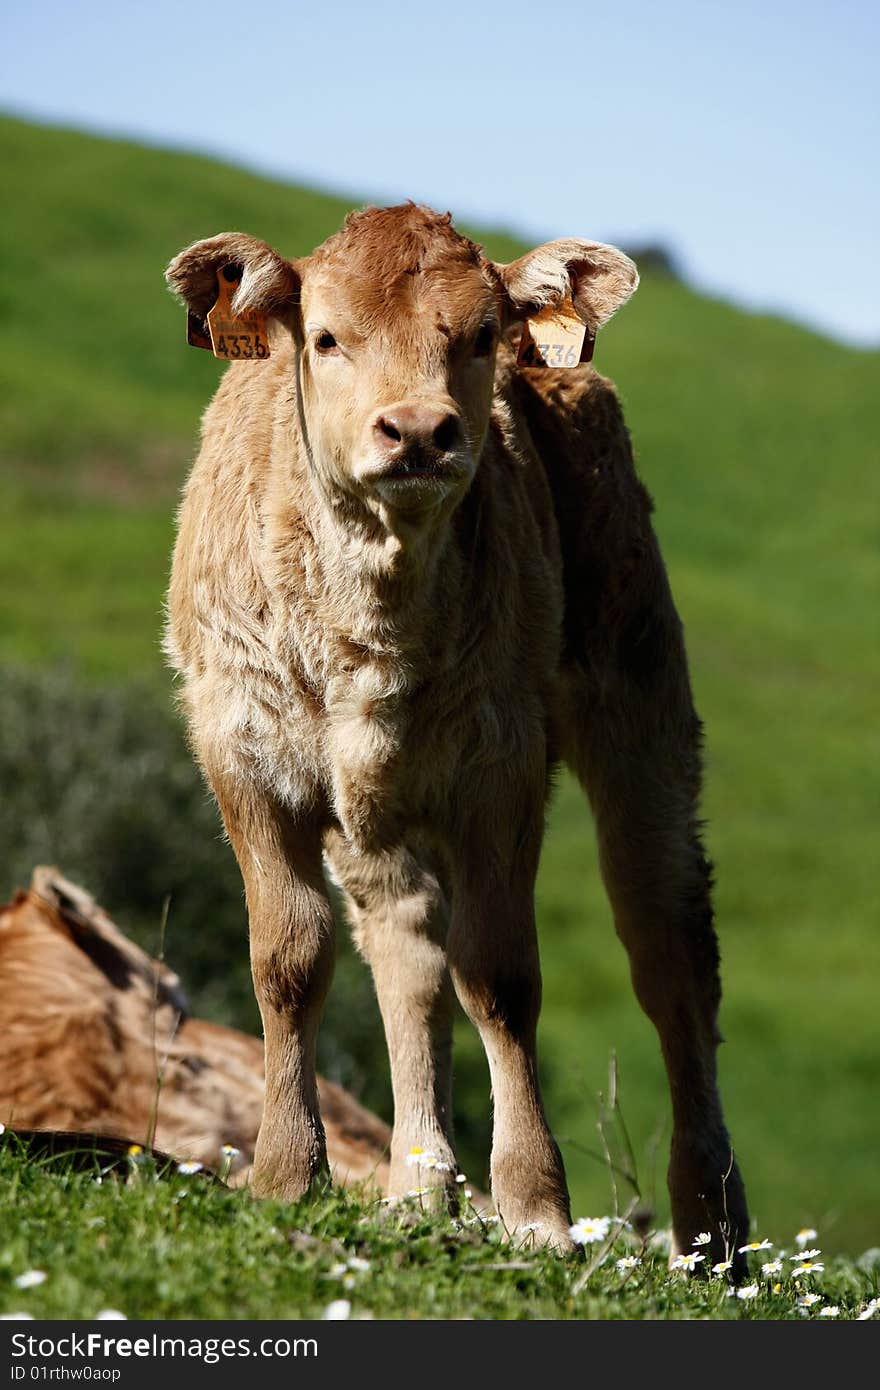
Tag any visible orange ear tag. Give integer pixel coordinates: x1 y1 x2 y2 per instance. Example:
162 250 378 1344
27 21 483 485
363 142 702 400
517 294 595 368
204 266 270 361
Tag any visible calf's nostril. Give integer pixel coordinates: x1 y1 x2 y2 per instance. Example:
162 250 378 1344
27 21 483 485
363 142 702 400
377 416 403 444
432 414 459 451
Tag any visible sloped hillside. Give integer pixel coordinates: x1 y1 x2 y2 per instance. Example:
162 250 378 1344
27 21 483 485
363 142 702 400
1 114 877 1250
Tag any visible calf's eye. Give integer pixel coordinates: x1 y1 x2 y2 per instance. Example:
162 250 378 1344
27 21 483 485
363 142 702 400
473 324 496 357
315 331 339 355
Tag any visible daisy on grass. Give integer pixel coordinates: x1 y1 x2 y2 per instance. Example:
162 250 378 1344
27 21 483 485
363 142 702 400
403 1147 449 1172
711 1260 733 1276
322 1300 351 1320
13 1271 46 1291
670 1252 705 1273
738 1239 772 1254
736 1283 760 1300
789 1248 821 1261
177 1161 203 1175
797 1293 821 1310
569 1217 611 1246
857 1299 879 1320
693 1232 712 1246
616 1256 641 1272
819 1306 840 1318
795 1228 818 1250
761 1260 783 1277
347 1257 371 1273
792 1261 824 1277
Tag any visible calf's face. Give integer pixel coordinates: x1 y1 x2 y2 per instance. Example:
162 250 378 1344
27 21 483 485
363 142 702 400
297 212 500 517
166 205 638 522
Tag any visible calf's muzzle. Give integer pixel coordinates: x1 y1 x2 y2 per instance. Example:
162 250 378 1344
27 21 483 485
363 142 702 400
372 403 462 465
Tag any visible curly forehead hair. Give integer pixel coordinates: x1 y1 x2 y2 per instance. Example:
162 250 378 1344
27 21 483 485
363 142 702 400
308 203 490 279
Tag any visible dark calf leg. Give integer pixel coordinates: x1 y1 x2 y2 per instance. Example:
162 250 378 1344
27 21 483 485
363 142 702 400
560 656 750 1275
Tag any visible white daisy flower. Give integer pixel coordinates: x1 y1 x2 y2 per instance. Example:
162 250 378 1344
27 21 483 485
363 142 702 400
569 1216 611 1246
819 1306 839 1318
738 1239 772 1253
792 1261 824 1277
322 1300 351 1320
13 1271 46 1290
736 1283 760 1300
95 1311 127 1320
347 1257 370 1273
790 1248 821 1261
797 1292 822 1308
693 1232 712 1246
761 1260 783 1276
220 1144 240 1158
404 1146 449 1171
176 1161 203 1175
795 1228 818 1249
670 1251 705 1273
616 1256 641 1271
712 1260 733 1275
857 1299 879 1320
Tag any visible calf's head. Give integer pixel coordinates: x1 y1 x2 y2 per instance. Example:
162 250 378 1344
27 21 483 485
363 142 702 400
167 205 638 522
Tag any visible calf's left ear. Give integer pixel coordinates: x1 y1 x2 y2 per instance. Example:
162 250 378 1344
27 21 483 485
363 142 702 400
165 232 299 321
494 239 638 333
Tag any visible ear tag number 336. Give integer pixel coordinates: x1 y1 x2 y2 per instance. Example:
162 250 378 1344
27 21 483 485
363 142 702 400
517 294 594 368
194 266 270 361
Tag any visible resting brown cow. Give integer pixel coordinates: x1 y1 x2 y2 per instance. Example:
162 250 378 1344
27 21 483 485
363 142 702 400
165 204 749 1264
0 868 390 1187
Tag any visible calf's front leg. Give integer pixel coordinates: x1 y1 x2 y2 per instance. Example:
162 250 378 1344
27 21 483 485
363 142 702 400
325 836 456 1200
209 769 335 1199
448 840 572 1250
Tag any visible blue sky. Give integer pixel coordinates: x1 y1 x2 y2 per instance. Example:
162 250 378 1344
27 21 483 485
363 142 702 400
4 0 877 345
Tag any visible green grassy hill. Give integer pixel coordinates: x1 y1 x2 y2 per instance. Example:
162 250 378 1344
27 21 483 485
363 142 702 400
1 114 877 1255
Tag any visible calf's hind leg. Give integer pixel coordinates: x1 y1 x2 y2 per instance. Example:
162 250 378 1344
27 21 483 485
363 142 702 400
562 646 750 1274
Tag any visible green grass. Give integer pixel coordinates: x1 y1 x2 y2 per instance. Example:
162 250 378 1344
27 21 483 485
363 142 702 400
1 113 878 1261
0 1144 876 1321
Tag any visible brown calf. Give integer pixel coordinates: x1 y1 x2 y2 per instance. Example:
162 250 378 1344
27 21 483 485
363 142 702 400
165 204 749 1263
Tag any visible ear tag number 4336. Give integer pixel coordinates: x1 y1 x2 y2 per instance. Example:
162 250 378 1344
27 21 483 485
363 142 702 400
517 294 594 369
199 266 270 362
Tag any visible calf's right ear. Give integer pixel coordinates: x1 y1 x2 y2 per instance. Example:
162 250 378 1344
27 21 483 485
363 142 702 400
165 232 299 321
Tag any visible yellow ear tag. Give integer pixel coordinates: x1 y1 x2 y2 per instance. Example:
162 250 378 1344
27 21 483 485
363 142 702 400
205 266 270 361
517 294 595 369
